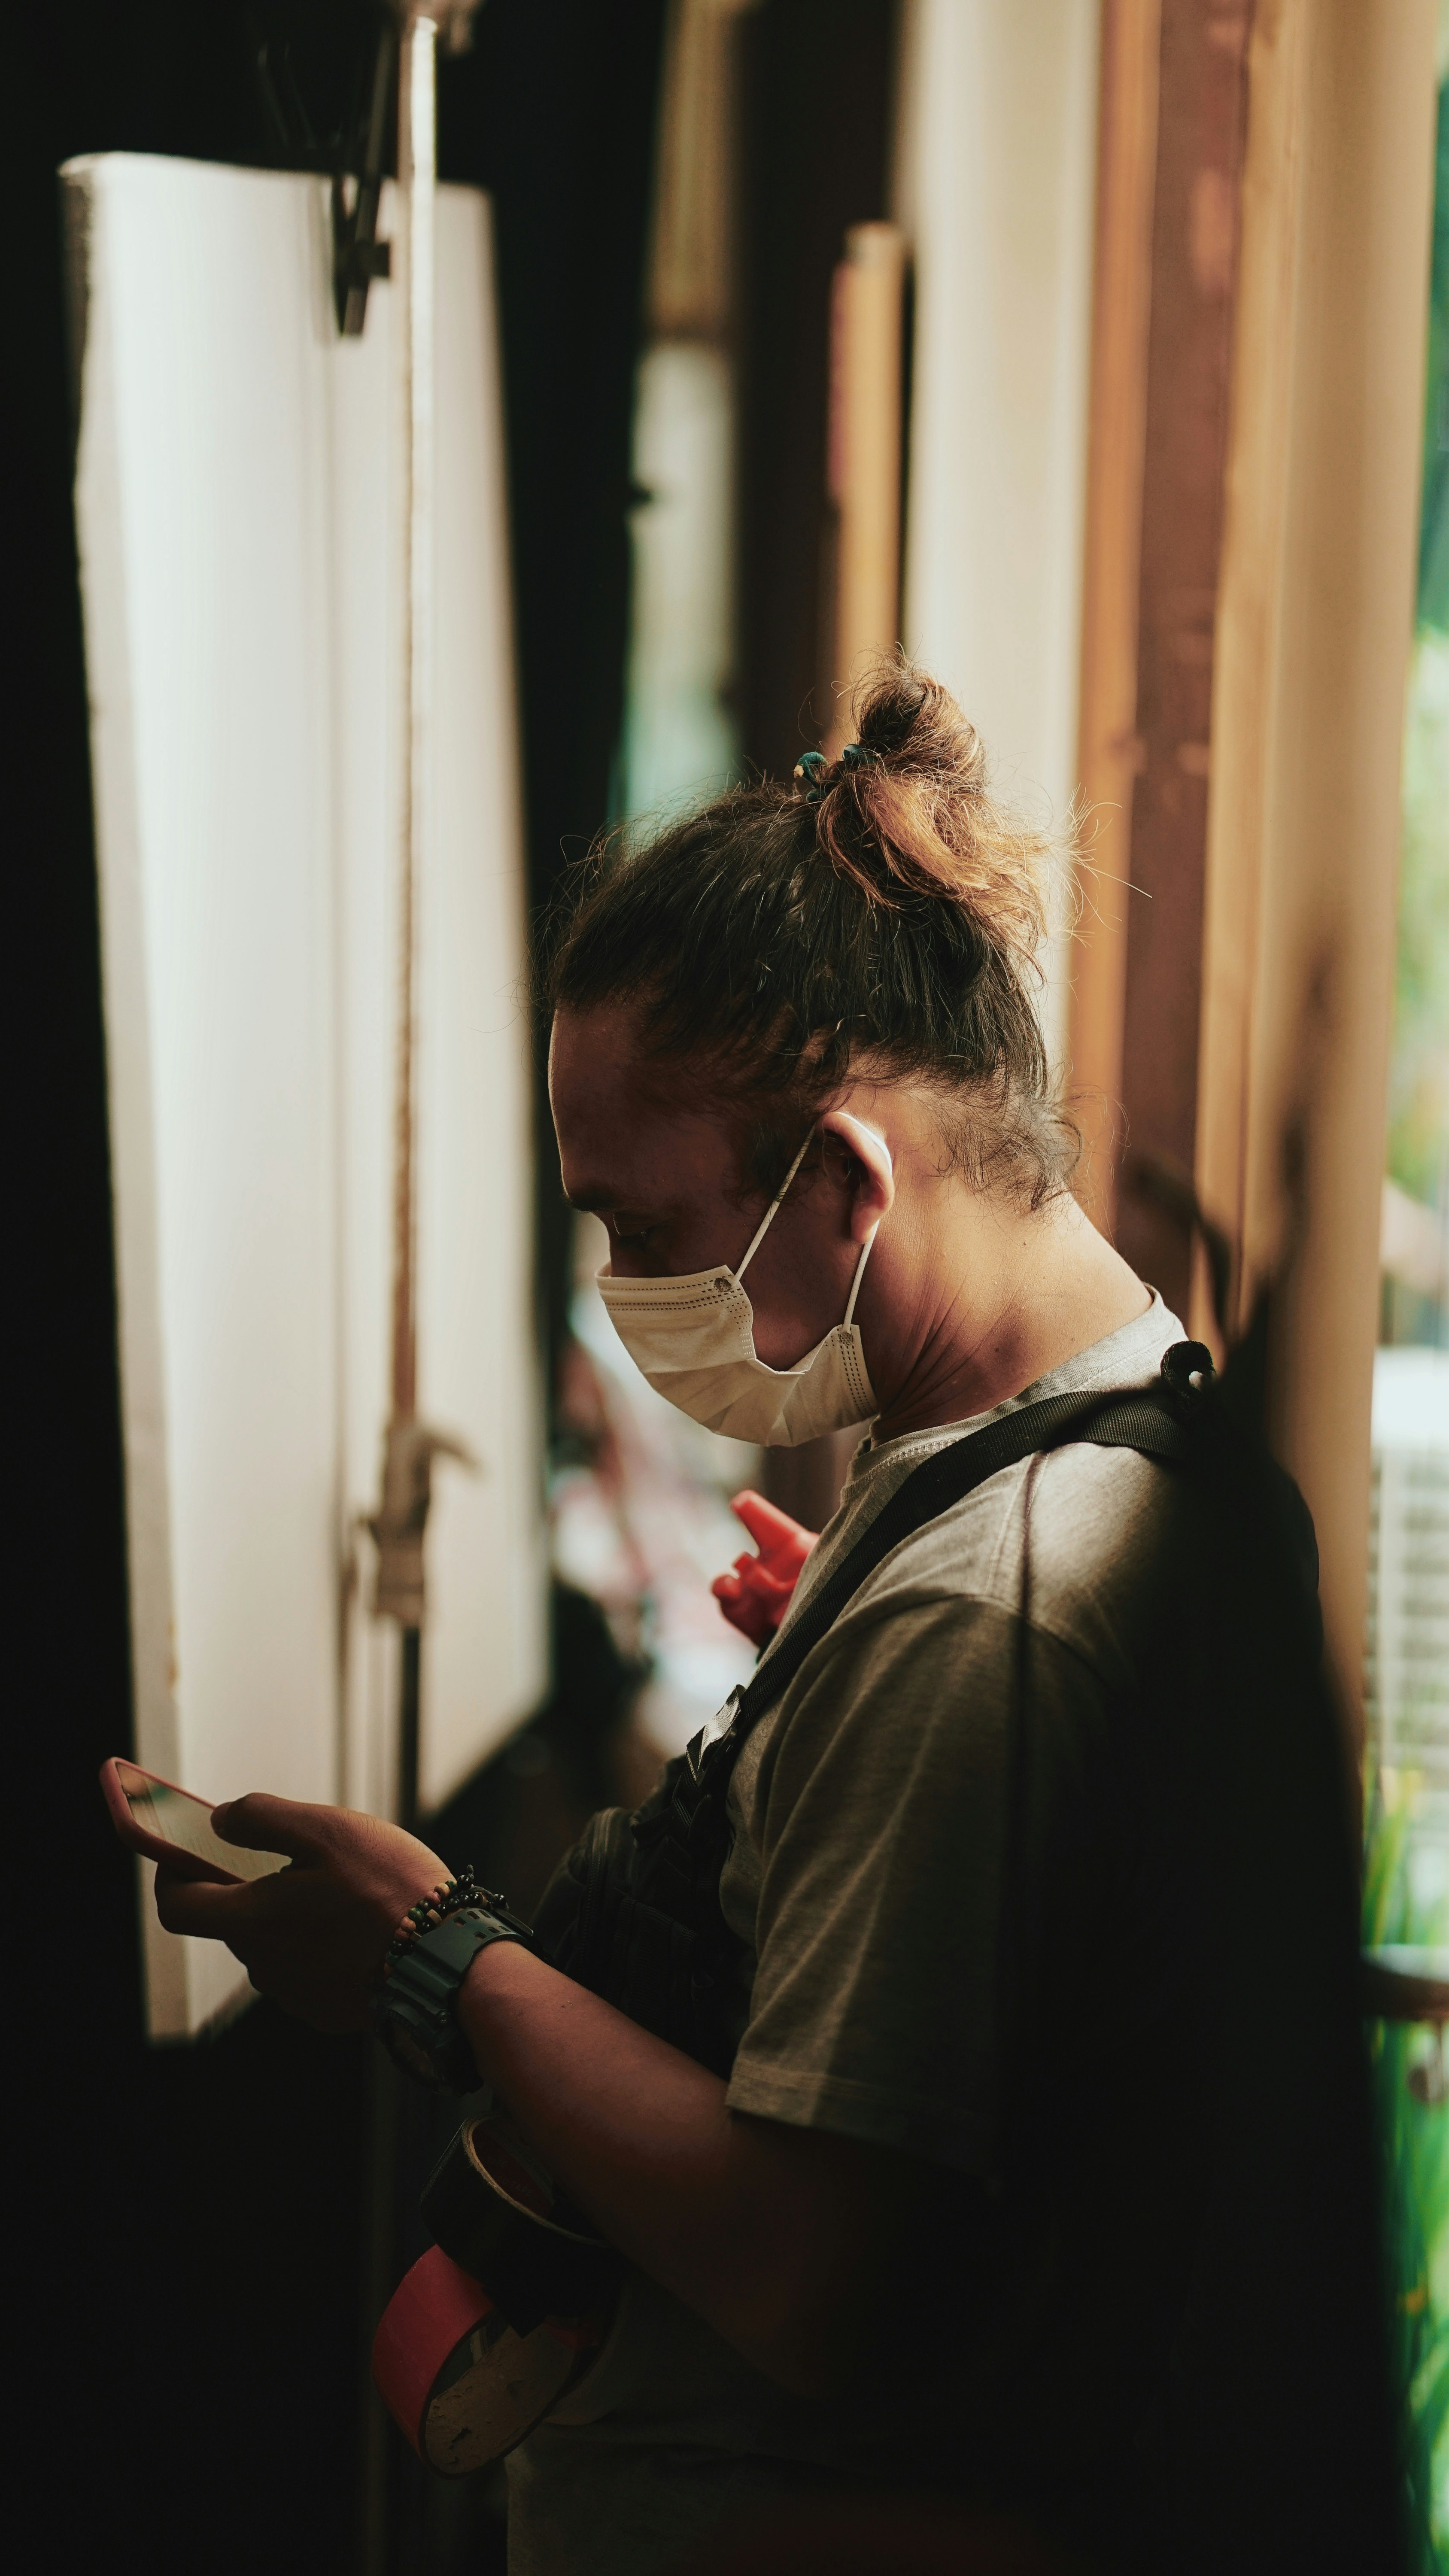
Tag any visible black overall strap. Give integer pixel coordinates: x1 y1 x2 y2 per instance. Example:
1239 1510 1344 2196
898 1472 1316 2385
722 1380 1200 1751
620 1368 1209 2072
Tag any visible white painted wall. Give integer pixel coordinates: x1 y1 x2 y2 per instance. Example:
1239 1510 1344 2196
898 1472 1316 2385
323 181 548 1824
894 0 1100 1062
67 155 546 2034
420 189 546 1814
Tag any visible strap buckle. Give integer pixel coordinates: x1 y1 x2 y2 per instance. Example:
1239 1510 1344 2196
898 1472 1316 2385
687 1685 745 1783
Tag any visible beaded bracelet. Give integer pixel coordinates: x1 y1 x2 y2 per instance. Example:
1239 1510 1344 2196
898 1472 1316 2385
383 1866 506 1975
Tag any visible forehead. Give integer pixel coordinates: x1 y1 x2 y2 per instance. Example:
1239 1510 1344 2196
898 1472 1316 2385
549 1004 735 1206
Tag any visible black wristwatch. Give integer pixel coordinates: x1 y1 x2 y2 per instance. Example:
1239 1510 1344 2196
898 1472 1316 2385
371 1902 533 2093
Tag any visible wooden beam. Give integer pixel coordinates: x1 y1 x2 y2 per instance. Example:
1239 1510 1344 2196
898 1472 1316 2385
735 0 899 781
1195 0 1439 1729
823 219 907 752
1111 0 1254 1317
1068 0 1161 1233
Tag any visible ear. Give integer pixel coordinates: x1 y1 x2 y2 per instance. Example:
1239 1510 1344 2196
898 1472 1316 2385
818 1110 894 1245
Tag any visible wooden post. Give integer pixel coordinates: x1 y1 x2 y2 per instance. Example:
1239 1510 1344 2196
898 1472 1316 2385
762 215 905 1536
1194 0 1439 1729
1107 0 1255 1316
823 219 907 751
1069 0 1161 1235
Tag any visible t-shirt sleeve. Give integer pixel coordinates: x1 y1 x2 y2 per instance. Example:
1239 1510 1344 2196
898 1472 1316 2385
723 1595 1108 2177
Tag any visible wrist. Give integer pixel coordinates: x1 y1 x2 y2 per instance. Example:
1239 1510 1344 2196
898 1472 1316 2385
371 1887 534 2093
456 1928 538 2034
381 1865 493 1975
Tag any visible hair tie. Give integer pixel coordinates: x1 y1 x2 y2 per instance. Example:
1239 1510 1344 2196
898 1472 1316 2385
793 742 876 806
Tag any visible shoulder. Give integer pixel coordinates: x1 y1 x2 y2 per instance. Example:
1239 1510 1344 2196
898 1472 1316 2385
823 1437 1206 1693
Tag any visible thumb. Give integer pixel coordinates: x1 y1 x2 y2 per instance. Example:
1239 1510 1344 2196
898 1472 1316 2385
211 1792 319 1859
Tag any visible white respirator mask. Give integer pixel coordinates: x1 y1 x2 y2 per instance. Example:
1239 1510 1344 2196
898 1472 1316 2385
595 1132 880 1446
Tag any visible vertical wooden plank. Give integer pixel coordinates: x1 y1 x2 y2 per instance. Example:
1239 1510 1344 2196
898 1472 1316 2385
735 0 898 778
1112 0 1253 1316
1192 0 1305 1325
332 185 548 1822
737 0 898 1537
823 219 907 750
894 0 1101 1073
1069 0 1161 1231
1197 0 1439 1726
419 188 549 1814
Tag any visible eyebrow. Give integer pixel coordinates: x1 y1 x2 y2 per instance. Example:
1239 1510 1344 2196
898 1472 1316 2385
563 1182 638 1215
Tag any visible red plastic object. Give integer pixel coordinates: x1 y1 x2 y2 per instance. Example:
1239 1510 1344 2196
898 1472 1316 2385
711 1490 817 1646
371 2245 493 2457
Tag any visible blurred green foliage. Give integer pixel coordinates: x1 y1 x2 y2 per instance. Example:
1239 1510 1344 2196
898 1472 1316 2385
1390 634 1449 1220
1388 63 1449 1299
1364 1776 1449 2567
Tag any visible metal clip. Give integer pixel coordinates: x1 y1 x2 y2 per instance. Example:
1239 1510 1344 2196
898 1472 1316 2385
332 16 397 336
687 1686 745 1783
250 12 397 340
366 1416 479 1627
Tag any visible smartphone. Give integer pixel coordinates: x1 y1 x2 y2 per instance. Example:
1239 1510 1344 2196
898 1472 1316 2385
100 1756 289 1885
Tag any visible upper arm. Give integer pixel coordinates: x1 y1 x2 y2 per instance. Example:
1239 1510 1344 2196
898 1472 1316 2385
718 2103 972 2400
728 1597 1115 2177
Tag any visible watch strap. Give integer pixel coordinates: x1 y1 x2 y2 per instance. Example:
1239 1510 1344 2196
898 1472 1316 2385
373 1904 530 2093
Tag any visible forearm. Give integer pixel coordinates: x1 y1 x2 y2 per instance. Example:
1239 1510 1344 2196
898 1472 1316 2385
456 1938 861 2389
150 1791 907 2394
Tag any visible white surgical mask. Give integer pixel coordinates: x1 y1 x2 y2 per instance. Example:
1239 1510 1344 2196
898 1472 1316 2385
595 1133 880 1446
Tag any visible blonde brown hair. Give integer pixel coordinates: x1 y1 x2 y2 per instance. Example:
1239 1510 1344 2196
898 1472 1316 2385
547 662 1076 1206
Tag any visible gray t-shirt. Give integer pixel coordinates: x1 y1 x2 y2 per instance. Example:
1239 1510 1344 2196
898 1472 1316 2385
507 1294 1191 2576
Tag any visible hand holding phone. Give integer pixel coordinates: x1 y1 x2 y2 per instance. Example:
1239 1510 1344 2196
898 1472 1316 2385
113 1780 456 2034
100 1756 289 1884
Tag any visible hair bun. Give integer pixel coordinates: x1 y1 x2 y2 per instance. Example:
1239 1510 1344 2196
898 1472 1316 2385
854 666 930 761
850 662 987 793
811 659 1039 959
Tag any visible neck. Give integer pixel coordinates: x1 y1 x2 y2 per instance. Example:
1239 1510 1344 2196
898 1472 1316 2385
866 1188 1152 1444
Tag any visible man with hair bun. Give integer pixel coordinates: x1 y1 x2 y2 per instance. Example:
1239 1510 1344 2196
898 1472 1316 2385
159 669 1396 2576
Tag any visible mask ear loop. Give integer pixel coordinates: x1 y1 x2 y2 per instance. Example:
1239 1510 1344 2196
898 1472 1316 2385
841 1223 877 1329
733 1131 816 1282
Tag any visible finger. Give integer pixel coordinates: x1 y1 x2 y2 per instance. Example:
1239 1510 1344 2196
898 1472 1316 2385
155 1869 259 1938
711 1572 743 1602
210 1792 325 1857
